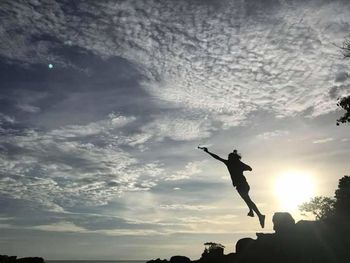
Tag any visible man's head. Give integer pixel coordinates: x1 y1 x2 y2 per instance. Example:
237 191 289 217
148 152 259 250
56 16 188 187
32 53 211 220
228 149 241 161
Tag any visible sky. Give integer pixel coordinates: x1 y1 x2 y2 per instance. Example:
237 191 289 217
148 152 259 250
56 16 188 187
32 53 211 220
0 0 350 260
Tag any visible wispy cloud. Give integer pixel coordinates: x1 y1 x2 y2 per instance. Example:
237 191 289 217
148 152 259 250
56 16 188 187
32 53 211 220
312 137 334 144
159 204 215 211
164 162 204 181
16 104 41 113
257 130 289 140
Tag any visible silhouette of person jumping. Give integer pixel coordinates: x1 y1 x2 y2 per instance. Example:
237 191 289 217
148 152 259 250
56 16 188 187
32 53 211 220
199 147 265 228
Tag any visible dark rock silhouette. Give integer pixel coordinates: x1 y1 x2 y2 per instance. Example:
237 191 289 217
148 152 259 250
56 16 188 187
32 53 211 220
146 258 167 263
15 258 44 263
235 238 254 262
272 212 295 234
170 256 191 263
0 255 17 263
146 211 350 263
0 256 44 263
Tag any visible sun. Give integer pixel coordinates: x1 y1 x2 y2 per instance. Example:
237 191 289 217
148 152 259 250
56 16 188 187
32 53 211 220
274 171 316 211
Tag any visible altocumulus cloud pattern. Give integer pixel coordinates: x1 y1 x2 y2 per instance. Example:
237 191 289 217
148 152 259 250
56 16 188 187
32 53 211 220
0 0 350 239
2 0 350 121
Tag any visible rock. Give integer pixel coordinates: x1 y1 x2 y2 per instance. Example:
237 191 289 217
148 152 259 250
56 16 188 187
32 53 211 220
169 256 190 263
0 256 44 263
0 255 17 263
224 252 237 262
16 258 44 263
146 258 168 263
235 237 255 257
272 212 295 234
147 210 350 263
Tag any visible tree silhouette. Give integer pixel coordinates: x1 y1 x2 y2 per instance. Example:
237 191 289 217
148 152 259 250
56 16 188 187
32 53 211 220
300 176 350 220
299 196 335 220
339 38 350 58
334 175 350 218
336 39 350 125
336 96 350 125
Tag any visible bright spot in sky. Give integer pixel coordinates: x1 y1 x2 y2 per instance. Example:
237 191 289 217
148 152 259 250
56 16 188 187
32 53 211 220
274 171 315 211
48 63 53 69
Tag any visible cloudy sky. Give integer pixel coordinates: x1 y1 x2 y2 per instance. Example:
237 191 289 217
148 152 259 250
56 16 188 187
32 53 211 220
1 0 350 260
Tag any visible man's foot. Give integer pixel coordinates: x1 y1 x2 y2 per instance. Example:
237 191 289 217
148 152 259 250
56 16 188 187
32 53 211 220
258 214 265 228
247 210 254 217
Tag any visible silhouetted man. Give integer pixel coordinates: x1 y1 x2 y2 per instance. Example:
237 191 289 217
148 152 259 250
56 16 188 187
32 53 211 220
200 147 265 228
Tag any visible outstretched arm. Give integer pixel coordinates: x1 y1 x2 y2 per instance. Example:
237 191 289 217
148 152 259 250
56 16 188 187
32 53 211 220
241 161 252 171
200 147 226 163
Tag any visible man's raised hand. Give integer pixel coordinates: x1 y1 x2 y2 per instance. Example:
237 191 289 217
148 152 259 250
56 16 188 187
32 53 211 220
198 146 208 152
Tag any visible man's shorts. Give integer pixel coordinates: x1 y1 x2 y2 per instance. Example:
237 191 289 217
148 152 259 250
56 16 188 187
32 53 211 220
236 181 250 194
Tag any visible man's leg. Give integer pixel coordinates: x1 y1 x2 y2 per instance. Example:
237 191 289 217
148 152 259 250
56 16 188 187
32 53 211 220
247 209 254 217
238 190 265 228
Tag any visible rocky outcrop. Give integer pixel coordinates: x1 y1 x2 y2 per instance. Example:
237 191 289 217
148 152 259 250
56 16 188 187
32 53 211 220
272 212 295 234
0 256 44 263
147 211 350 263
170 256 191 263
15 258 44 263
0 255 17 263
146 258 168 263
233 212 350 263
235 238 254 260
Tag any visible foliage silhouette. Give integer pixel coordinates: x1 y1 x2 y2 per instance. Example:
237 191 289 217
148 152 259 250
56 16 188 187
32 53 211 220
299 196 335 220
334 175 350 218
300 176 350 221
336 38 350 125
336 96 350 125
339 39 350 58
201 242 226 262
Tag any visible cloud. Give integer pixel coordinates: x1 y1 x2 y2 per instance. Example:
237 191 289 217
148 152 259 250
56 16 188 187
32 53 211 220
1 0 350 128
164 161 204 181
0 195 228 235
159 204 215 211
0 109 211 218
32 221 86 233
16 104 41 113
0 113 15 124
256 130 289 140
335 71 349 82
329 84 350 100
141 114 213 142
0 113 165 210
49 113 136 138
312 137 334 144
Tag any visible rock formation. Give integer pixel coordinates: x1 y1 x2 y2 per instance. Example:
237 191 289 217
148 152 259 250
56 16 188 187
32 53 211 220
0 256 44 263
146 211 350 263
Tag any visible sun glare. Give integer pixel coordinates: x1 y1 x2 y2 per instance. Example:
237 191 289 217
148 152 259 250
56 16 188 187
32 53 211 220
274 171 315 211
